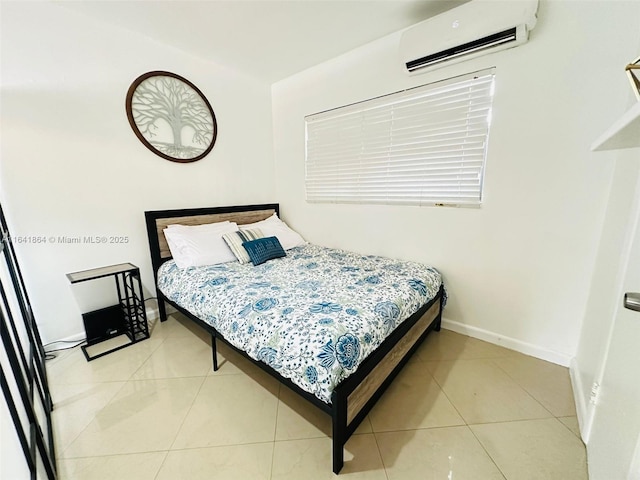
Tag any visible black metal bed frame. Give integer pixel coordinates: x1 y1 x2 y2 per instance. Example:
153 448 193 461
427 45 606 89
145 203 443 474
0 203 56 479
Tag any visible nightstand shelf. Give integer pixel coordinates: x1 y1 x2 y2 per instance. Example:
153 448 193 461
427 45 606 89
67 262 150 361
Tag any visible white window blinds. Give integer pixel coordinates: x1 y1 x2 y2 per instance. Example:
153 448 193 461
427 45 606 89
305 68 495 207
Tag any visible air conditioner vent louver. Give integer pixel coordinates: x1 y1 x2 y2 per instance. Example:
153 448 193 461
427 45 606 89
400 0 539 74
406 27 517 72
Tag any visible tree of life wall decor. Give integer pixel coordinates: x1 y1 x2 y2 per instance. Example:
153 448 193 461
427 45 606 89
126 71 217 163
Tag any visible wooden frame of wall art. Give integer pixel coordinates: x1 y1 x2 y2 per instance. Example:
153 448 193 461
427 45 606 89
126 71 217 163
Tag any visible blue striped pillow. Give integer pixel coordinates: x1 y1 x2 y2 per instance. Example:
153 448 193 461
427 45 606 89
242 236 286 266
222 228 264 263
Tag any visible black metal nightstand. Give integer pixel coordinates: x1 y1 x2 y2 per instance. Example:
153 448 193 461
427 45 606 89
67 262 150 361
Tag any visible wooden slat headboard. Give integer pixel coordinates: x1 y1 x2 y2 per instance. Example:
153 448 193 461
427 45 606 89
145 204 279 278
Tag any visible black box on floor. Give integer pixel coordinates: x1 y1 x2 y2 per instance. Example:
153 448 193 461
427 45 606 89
82 304 125 344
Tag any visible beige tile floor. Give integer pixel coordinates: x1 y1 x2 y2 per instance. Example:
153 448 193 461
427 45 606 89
48 314 588 479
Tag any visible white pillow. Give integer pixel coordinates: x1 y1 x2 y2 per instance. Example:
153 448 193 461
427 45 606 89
240 213 305 250
163 221 239 268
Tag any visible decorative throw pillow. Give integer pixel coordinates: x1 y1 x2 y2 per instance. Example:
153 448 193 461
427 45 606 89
242 236 286 266
239 213 305 250
221 228 264 264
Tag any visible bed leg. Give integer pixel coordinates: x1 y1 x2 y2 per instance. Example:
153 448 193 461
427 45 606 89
158 298 168 322
332 437 344 474
211 333 219 371
332 391 346 474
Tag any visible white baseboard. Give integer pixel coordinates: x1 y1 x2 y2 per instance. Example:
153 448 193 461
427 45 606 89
146 306 159 321
441 317 572 367
569 357 593 443
145 303 177 322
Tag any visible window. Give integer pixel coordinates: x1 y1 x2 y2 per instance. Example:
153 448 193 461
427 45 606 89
305 68 495 207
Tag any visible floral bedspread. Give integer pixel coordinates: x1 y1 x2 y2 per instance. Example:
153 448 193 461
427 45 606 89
157 243 443 404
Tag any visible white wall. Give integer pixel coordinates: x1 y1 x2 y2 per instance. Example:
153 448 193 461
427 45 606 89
0 2 275 343
572 24 640 440
571 150 640 439
271 0 640 365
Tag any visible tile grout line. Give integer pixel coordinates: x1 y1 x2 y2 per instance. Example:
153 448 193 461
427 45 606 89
152 451 170 480
371 429 391 480
166 374 208 452
466 423 509 480
423 365 469 427
488 357 559 419
149 329 185 480
556 416 584 441
127 335 169 380
432 356 558 423
268 383 282 480
421 356 512 480
159 439 279 452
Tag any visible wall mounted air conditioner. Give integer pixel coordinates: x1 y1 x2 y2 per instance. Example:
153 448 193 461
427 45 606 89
400 0 539 74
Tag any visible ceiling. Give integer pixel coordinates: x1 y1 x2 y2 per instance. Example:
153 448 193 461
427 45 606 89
57 0 468 83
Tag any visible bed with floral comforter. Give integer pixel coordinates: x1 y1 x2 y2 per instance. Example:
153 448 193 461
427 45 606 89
157 243 443 404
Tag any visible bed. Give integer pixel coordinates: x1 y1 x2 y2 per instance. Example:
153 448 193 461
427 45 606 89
144 203 444 473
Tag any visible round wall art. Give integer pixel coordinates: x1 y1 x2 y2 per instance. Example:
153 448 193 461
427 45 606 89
126 71 217 163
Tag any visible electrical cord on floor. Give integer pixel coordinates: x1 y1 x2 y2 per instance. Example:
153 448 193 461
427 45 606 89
44 339 87 360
